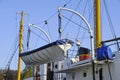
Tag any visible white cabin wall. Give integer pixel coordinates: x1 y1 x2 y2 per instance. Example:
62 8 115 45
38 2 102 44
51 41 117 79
102 65 111 80
54 61 65 80
66 73 73 80
102 51 120 80
110 51 120 80
65 51 120 80
66 67 93 80
40 64 47 80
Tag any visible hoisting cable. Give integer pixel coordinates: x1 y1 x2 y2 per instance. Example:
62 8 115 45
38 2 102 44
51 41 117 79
30 0 72 40
44 20 52 41
63 0 72 7
62 0 82 33
103 0 120 50
58 0 82 56
42 0 72 39
30 30 49 43
80 0 94 44
62 15 88 30
27 27 31 49
76 0 88 39
47 0 72 21
58 12 62 39
58 0 72 39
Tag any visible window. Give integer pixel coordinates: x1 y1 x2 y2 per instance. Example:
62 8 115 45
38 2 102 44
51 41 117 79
83 72 87 77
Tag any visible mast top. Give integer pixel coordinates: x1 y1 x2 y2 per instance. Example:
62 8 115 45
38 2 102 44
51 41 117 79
94 0 101 49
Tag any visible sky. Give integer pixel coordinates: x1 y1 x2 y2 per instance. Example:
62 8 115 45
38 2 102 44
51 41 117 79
0 0 120 70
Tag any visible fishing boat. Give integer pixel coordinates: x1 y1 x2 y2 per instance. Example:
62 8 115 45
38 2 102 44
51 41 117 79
16 0 120 80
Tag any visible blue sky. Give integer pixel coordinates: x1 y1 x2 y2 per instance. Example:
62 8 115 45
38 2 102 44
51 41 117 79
0 0 120 70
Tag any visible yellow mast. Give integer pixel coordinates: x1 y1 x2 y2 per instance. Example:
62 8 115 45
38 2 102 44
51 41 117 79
91 0 101 80
94 0 101 48
17 11 24 80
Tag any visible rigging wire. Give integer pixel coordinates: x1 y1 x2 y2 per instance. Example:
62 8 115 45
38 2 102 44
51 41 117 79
28 0 72 42
2 33 19 69
62 15 88 30
63 0 72 7
31 30 49 43
26 22 52 50
103 0 120 50
59 0 87 57
58 0 82 56
103 0 115 38
26 13 30 50
35 0 72 25
4 44 19 71
76 0 88 39
3 0 79 67
44 20 52 41
26 23 49 49
58 12 62 39
31 1 72 40
23 28 29 51
80 0 94 44
30 30 49 44
31 30 49 48
62 0 82 33
62 0 92 56
27 27 31 50
27 27 31 49
22 14 30 51
43 0 73 40
46 0 72 21
46 12 58 21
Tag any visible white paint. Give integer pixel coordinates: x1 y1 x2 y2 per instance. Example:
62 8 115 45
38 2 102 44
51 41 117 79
40 64 47 80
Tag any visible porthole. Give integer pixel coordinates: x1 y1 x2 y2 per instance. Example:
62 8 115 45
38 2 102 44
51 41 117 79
83 72 87 77
55 64 58 69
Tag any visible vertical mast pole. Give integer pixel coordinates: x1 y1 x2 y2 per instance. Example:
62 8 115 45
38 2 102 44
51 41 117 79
94 0 101 48
92 0 101 80
17 11 24 80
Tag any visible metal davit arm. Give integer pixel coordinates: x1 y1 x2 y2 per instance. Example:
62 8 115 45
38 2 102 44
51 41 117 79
58 7 95 80
28 24 52 43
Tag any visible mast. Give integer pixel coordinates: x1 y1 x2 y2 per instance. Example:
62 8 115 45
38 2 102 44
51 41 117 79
91 0 101 80
94 0 101 49
17 11 24 80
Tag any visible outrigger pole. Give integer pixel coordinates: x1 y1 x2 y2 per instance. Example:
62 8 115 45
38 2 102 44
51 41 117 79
17 11 24 80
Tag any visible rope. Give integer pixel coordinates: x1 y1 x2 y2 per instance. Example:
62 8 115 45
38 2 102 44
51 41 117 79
76 0 88 38
2 33 19 68
27 27 31 49
46 0 72 21
35 0 72 24
22 30 27 51
44 20 52 41
4 45 19 71
103 0 120 50
62 15 88 30
30 30 49 43
63 0 72 7
80 0 94 44
62 0 82 33
58 13 62 39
